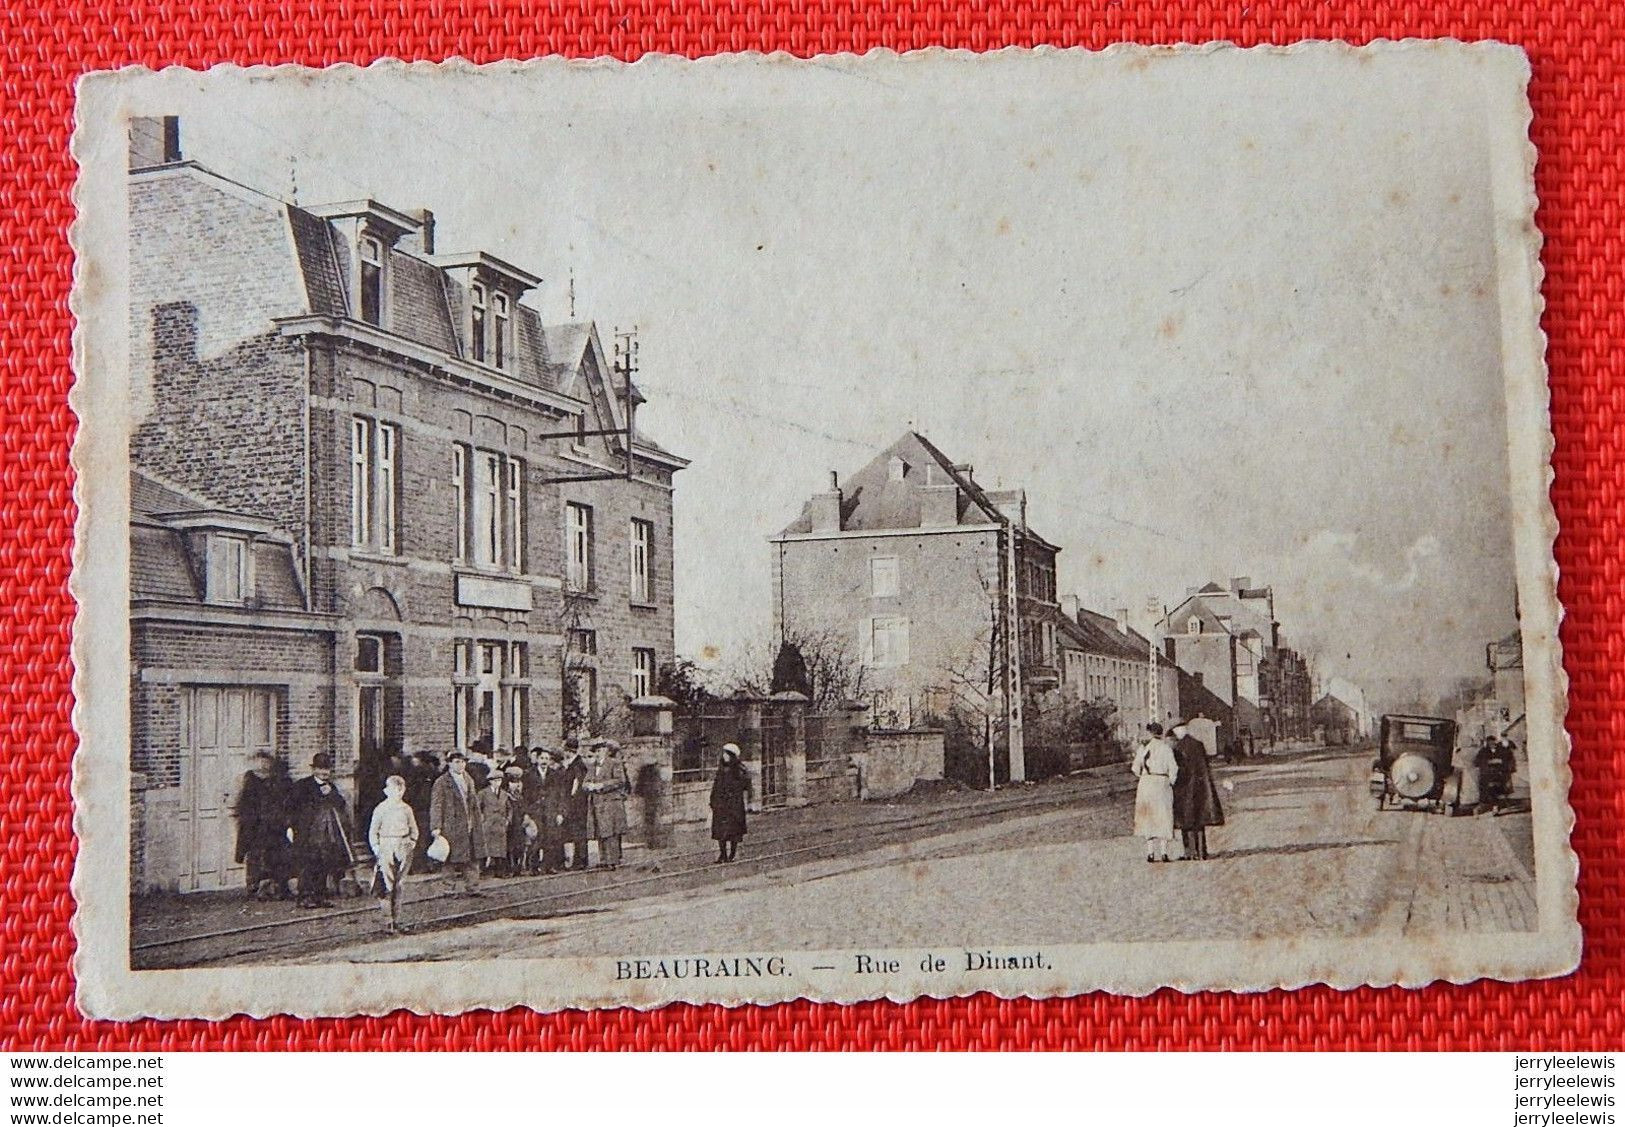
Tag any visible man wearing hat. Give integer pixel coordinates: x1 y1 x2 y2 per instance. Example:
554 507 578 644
429 750 484 895
288 752 355 909
538 748 570 874
560 740 592 870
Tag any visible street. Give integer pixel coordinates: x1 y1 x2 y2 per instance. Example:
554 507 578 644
280 747 1536 966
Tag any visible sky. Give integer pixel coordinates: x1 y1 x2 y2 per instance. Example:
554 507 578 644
144 48 1522 712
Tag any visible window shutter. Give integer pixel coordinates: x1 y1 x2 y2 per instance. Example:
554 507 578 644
860 618 875 667
894 618 910 666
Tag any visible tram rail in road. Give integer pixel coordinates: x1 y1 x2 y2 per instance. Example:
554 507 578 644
134 771 1139 968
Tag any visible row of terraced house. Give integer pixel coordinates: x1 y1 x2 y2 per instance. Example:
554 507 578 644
770 435 1318 782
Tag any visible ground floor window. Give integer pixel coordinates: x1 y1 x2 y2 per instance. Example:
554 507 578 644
632 647 657 699
453 638 531 754
355 632 401 763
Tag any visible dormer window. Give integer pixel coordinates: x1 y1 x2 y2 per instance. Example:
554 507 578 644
358 235 385 326
491 292 510 370
470 285 488 363
1188 617 1202 635
205 534 252 605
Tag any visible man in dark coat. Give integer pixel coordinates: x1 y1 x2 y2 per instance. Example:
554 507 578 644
538 749 570 874
560 741 591 870
518 747 548 874
288 752 356 908
406 752 437 872
233 751 291 900
1171 722 1224 860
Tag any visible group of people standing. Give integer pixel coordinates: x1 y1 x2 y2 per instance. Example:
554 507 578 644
232 738 637 932
233 750 355 909
1130 721 1226 863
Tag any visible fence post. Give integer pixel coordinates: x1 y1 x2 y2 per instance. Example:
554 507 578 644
772 691 810 807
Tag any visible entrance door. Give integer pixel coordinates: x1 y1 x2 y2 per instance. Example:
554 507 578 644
182 686 277 892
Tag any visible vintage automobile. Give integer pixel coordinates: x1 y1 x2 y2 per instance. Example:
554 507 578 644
1370 713 1463 814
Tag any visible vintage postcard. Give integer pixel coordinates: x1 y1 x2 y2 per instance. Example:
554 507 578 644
70 43 1575 1020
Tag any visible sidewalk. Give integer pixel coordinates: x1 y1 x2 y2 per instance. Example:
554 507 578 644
133 767 1130 968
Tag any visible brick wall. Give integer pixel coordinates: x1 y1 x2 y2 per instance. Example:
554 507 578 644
128 170 310 543
855 729 946 799
309 349 677 758
131 621 335 786
130 618 335 891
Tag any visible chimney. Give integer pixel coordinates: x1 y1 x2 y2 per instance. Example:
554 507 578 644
417 208 436 255
809 471 843 533
128 116 182 170
1114 607 1130 634
152 302 200 366
920 481 959 527
1060 594 1080 621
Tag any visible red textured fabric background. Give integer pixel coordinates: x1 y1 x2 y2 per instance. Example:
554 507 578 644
1 1 1620 1051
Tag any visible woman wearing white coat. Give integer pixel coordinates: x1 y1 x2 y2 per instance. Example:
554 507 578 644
1131 723 1180 862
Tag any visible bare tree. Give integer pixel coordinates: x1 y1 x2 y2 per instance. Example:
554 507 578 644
725 626 869 709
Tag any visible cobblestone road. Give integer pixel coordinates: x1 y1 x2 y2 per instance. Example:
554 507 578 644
299 747 1537 965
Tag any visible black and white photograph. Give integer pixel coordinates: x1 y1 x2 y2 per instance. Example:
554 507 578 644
69 43 1574 1018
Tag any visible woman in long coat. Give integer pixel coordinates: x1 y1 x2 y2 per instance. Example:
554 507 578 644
1130 724 1179 863
1171 723 1225 860
709 744 750 863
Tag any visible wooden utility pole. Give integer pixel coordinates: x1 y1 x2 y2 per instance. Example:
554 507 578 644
1004 523 1026 782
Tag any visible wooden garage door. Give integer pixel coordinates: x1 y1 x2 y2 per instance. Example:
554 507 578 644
181 686 277 892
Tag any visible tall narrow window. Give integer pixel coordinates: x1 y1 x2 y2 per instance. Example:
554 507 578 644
566 502 594 591
452 444 468 561
351 416 398 553
506 457 524 571
475 450 502 566
350 417 371 549
508 642 529 748
453 639 473 752
629 518 653 603
491 292 509 370
632 648 656 699
376 422 397 552
359 236 384 325
469 284 487 363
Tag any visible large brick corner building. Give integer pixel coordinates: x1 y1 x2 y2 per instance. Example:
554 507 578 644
127 118 687 892
770 431 1060 781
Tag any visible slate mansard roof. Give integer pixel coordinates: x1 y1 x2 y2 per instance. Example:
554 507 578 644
133 160 682 464
131 470 309 613
282 199 616 399
776 430 1057 549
